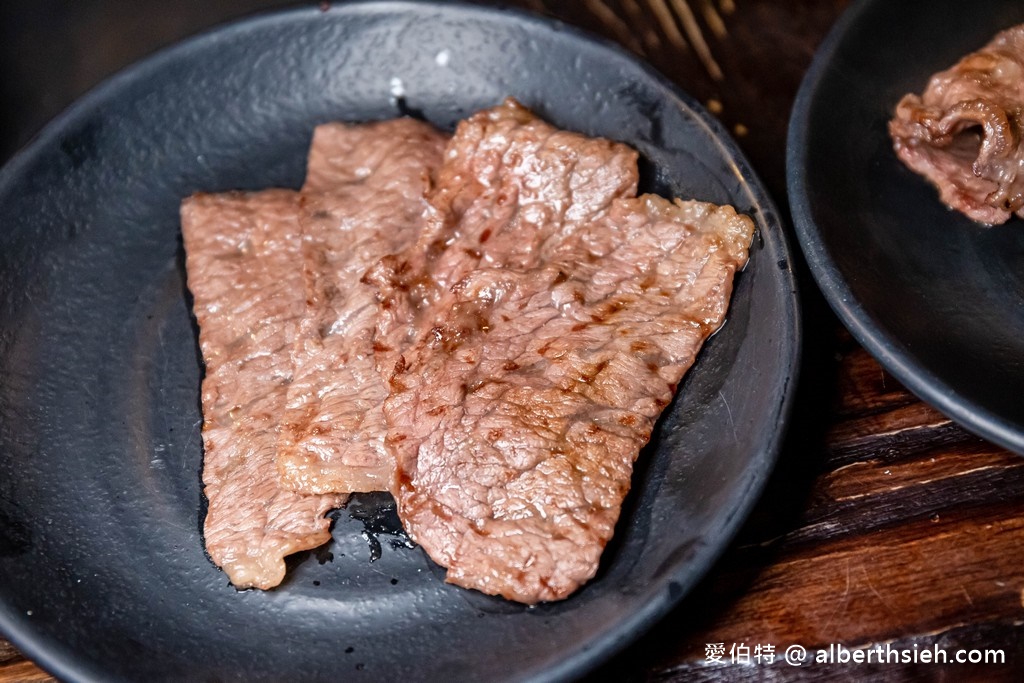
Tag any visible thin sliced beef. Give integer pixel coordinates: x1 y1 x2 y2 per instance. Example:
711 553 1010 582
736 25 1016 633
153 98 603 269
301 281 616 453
890 24 1024 224
368 100 753 603
181 190 345 590
367 99 640 360
276 119 447 495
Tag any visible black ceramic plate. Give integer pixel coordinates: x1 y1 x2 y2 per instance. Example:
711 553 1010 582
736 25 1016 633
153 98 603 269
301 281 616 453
0 3 799 681
788 0 1024 454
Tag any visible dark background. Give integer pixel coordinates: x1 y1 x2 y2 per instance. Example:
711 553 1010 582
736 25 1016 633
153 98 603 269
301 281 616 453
7 1 1024 682
0 0 843 675
0 0 845 206
0 1 296 163
24 3 1009 683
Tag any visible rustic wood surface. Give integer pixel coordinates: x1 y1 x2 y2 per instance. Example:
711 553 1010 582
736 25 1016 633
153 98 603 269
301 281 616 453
2 0 1022 680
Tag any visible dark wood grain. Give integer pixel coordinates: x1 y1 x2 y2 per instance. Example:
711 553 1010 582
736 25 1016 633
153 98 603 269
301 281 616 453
3 1 1024 681
592 328 1024 681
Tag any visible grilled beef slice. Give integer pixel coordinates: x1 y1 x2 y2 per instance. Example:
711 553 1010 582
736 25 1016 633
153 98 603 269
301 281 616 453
277 119 447 494
181 190 345 590
367 100 754 603
890 24 1024 224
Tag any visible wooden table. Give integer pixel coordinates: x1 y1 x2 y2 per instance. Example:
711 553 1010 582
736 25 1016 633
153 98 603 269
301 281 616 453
2 1 1022 680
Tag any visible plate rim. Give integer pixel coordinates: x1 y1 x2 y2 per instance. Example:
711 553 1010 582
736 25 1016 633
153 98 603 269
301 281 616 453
0 2 803 680
786 0 1024 456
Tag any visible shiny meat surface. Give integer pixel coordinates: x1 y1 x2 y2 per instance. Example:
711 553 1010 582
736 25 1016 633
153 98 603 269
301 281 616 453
182 191 344 590
368 100 753 603
366 99 639 362
277 119 447 494
890 24 1024 224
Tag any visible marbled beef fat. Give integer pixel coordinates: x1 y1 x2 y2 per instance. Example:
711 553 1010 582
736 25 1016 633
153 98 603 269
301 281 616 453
367 100 754 603
890 24 1024 224
277 119 447 494
181 190 345 590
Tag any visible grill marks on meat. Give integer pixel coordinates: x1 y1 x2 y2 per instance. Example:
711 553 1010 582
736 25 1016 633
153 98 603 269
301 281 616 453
890 24 1024 224
185 100 752 601
365 99 640 369
370 100 753 603
276 119 447 495
181 191 345 590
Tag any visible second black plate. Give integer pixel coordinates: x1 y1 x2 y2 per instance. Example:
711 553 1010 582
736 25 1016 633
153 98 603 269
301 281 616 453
789 0 1024 454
